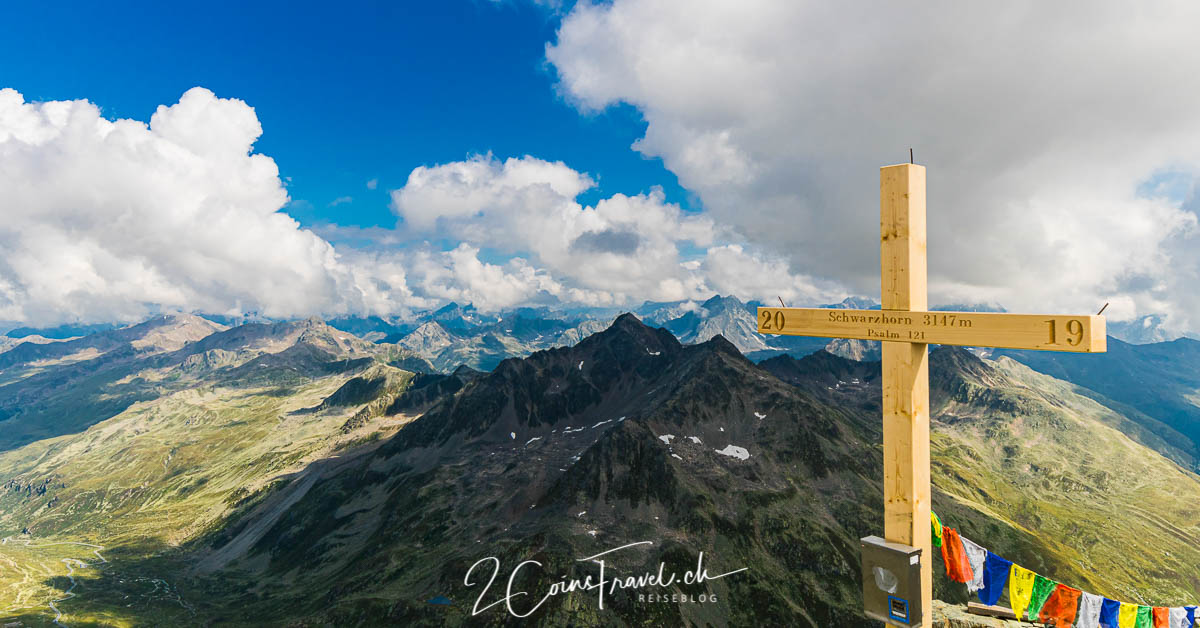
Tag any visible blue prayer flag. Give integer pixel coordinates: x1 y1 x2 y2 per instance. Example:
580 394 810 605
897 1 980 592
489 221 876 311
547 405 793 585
1099 598 1121 628
978 551 1012 607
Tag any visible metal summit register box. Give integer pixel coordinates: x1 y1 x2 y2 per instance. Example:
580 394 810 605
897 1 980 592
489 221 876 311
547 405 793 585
860 536 923 626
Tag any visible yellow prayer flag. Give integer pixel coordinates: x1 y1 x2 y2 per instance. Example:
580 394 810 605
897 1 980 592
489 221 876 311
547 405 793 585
1118 602 1138 628
1008 565 1036 618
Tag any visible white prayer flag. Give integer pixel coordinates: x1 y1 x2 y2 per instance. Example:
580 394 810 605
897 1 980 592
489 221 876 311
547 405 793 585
958 535 987 593
1075 591 1102 628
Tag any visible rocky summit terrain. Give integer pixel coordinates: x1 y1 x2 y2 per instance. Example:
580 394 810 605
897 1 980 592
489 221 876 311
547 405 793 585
0 312 1198 626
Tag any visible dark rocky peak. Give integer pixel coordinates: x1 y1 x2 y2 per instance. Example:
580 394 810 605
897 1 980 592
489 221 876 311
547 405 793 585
450 364 484 380
484 313 572 340
690 333 748 362
930 346 1005 394
316 364 413 410
476 313 682 386
931 345 990 375
444 363 484 384
389 313 682 450
760 345 996 392
574 312 681 358
386 365 481 415
760 349 879 388
797 347 877 371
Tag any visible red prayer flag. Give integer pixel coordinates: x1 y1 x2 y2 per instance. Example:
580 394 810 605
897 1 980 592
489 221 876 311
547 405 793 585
939 527 974 584
1152 607 1170 628
1038 584 1082 627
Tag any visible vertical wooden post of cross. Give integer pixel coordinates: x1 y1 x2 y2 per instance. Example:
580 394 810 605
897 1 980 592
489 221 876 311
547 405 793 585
880 163 932 626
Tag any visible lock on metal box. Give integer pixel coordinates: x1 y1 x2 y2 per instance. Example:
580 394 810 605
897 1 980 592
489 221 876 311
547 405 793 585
860 535 923 626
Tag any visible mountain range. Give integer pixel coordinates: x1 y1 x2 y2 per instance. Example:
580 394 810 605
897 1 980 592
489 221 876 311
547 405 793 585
1 309 1199 626
4 295 1181 380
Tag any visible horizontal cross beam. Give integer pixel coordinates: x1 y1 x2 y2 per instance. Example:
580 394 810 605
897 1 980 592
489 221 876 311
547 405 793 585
757 307 1106 353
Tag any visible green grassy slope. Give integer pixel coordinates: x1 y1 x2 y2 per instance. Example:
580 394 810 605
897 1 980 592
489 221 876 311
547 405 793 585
0 365 423 626
930 350 1200 605
997 336 1200 467
0 319 428 626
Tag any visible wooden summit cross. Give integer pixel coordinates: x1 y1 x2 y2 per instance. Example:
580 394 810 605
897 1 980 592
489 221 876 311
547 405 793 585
756 163 1106 627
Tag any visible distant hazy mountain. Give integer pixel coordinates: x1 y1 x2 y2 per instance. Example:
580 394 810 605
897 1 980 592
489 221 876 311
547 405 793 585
1104 314 1194 345
0 333 69 355
389 313 616 372
931 302 1007 313
333 295 878 373
665 295 770 351
2 321 121 339
0 315 427 451
633 299 704 326
426 301 501 333
397 320 457 355
325 314 415 343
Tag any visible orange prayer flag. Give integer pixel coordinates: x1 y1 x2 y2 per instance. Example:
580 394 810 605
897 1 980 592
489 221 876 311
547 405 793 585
1038 584 1081 627
939 527 974 583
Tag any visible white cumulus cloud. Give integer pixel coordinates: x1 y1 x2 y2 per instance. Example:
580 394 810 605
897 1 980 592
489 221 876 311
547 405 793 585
391 154 836 307
548 0 1200 331
0 87 397 324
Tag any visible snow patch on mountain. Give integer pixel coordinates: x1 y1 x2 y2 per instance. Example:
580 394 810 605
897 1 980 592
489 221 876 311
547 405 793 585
715 444 750 460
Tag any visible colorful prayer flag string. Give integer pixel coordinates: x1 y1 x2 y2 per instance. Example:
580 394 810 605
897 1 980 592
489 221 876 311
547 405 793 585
930 512 1199 627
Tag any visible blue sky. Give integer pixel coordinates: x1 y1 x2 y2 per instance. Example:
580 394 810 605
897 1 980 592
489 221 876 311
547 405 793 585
0 0 689 231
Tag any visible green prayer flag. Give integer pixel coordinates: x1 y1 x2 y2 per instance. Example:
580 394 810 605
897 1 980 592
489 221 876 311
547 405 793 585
1135 605 1153 628
1026 575 1057 620
931 511 943 548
